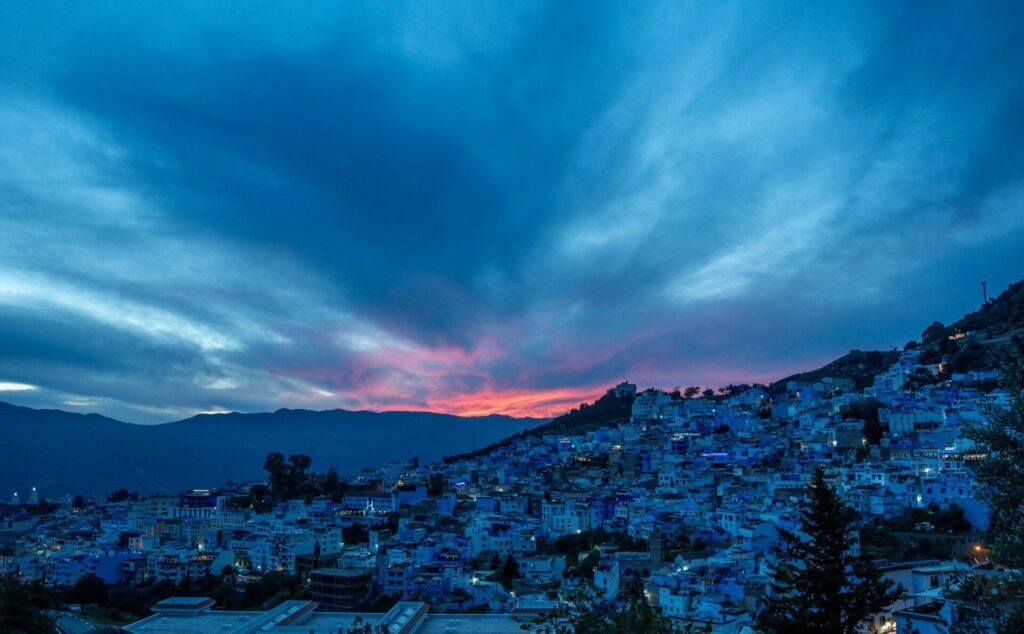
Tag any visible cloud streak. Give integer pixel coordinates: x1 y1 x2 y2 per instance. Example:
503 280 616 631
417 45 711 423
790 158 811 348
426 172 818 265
0 1 1023 422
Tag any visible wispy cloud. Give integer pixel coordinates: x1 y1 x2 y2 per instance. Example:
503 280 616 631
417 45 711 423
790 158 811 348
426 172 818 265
0 1 1022 421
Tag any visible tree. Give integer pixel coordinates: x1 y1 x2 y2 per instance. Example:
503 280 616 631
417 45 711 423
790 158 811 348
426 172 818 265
952 351 1024 634
529 580 679 633
287 454 312 494
24 497 57 516
841 399 885 446
248 483 272 512
921 321 948 347
684 386 702 399
499 554 519 583
861 417 884 447
720 384 752 398
755 468 901 634
426 472 447 497
264 452 288 498
107 488 138 503
322 467 346 501
262 453 313 501
66 574 108 606
962 353 1024 568
71 494 86 509
0 575 57 633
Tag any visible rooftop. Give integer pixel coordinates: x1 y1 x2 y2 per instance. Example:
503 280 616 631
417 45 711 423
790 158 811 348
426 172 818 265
124 598 529 634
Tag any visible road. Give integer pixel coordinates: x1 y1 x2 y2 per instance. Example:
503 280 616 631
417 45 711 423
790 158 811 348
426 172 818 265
47 610 97 633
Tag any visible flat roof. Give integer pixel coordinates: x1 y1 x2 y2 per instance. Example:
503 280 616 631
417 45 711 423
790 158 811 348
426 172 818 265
125 601 531 633
124 611 261 633
154 597 213 607
418 615 529 633
309 567 374 577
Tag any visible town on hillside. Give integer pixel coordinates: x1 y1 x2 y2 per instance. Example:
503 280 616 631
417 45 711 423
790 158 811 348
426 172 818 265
3 285 1024 633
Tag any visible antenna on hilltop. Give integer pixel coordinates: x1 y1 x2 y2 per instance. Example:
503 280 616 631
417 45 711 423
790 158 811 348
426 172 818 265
982 279 988 306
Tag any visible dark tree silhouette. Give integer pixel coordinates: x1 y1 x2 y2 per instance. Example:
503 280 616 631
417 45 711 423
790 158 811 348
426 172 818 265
529 579 681 633
66 574 108 606
499 554 519 584
952 351 1024 634
262 452 313 500
0 574 57 633
106 488 138 503
756 468 900 634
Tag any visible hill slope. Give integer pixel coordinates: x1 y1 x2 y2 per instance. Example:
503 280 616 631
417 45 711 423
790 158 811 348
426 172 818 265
950 279 1024 337
443 388 634 463
768 349 901 395
0 403 541 498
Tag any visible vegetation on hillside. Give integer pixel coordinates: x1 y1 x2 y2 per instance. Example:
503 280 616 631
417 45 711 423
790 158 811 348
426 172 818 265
768 350 900 396
951 279 1024 337
858 504 974 561
0 575 58 633
529 578 685 633
914 281 1024 374
443 388 635 463
756 468 900 634
950 351 1024 634
61 569 307 619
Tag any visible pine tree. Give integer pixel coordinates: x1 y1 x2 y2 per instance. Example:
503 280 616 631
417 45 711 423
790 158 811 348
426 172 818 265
951 350 1024 634
961 351 1024 568
755 467 901 634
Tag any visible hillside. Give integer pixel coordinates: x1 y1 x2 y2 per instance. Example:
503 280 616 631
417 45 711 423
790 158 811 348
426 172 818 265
5 278 1022 495
767 349 901 396
950 279 1024 336
770 280 1024 391
915 280 1024 373
446 277 1024 462
443 388 634 463
0 403 541 498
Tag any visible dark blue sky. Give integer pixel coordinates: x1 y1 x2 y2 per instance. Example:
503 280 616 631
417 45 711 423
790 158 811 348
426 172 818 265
1 1 1023 422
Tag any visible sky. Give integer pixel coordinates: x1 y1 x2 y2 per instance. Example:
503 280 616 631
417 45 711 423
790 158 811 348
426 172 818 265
1 1 1023 423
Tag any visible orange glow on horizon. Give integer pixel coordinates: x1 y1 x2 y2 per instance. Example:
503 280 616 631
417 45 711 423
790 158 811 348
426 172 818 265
332 385 610 419
425 385 611 418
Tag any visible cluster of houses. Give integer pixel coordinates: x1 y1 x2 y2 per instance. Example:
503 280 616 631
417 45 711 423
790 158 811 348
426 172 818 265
0 348 1018 633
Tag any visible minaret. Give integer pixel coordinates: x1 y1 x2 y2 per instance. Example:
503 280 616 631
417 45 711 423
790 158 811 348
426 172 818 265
982 280 988 305
10 492 19 506
29 487 39 505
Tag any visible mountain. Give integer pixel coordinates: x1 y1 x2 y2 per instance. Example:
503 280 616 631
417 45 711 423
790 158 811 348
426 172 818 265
5 279 1022 500
0 403 542 498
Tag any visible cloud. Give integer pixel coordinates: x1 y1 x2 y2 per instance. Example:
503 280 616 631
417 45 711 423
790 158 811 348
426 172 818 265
0 382 37 392
0 1 1022 421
